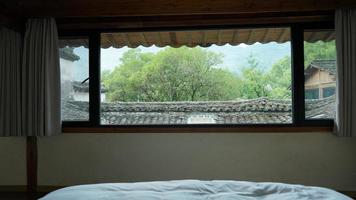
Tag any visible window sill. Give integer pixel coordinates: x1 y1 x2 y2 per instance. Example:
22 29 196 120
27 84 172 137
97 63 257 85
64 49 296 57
62 125 333 133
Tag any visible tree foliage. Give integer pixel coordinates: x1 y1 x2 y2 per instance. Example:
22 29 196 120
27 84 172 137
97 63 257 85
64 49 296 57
265 56 292 99
304 41 336 67
239 54 269 99
236 54 292 99
102 41 335 102
103 47 241 102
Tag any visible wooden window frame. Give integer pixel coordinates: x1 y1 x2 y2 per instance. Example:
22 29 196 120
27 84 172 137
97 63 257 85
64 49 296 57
60 21 335 133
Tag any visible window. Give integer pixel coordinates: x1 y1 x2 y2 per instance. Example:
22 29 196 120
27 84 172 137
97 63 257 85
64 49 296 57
304 29 336 120
323 87 335 98
59 38 89 121
59 22 335 131
305 89 319 99
100 28 292 125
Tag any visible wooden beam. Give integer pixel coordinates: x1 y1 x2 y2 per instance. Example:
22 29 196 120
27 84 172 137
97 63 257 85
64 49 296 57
121 33 131 47
246 29 254 44
169 32 178 47
231 30 238 44
56 12 334 31
26 136 37 194
217 30 221 45
107 33 119 48
62 126 333 133
262 28 270 42
0 186 27 192
0 0 25 31
157 32 163 47
14 0 356 18
277 28 287 42
307 31 317 41
323 31 334 41
201 31 207 47
140 32 148 46
0 13 23 32
0 1 21 17
186 31 192 47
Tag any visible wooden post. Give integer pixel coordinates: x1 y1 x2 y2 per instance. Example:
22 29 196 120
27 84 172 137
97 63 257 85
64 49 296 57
26 136 37 193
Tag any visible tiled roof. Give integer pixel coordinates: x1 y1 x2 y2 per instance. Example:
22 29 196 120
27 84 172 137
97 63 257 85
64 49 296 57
72 81 107 93
61 100 89 121
306 59 336 75
61 96 335 124
305 95 335 119
101 98 291 112
59 47 80 62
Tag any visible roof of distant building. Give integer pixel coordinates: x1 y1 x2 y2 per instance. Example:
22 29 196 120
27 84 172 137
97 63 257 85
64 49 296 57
61 96 335 124
59 47 80 62
72 81 107 93
305 59 336 75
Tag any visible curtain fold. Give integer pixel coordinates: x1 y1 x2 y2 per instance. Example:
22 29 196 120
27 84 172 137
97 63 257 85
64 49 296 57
334 9 356 137
0 28 23 136
21 18 61 136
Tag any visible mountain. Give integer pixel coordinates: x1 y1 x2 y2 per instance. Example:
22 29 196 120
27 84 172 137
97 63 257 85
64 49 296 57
209 42 291 73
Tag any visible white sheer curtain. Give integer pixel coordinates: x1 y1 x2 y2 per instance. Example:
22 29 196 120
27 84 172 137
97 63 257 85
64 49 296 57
0 18 61 136
21 18 61 136
335 9 356 137
0 27 23 136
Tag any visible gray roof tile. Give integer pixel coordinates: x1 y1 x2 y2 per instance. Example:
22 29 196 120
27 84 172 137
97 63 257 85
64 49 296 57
62 96 335 124
307 59 336 74
59 47 80 62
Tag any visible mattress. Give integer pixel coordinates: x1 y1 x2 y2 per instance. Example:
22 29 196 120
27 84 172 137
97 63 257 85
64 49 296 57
40 180 352 200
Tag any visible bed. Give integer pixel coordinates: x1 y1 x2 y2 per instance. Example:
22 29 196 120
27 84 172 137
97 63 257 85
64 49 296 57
40 180 352 200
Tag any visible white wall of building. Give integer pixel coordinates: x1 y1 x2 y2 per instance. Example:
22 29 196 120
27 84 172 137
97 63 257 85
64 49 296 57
60 58 75 100
73 92 106 102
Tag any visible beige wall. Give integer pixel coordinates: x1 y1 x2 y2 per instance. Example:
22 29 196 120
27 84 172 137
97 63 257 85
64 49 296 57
0 137 26 185
36 132 356 191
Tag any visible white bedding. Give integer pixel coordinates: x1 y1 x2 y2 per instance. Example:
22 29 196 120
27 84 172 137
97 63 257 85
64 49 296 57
40 180 351 200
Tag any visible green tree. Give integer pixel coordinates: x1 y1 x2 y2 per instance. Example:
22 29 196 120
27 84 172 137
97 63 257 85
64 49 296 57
238 54 292 99
103 49 154 101
101 69 111 82
239 54 269 99
103 41 335 102
103 47 242 102
304 41 336 67
266 56 292 99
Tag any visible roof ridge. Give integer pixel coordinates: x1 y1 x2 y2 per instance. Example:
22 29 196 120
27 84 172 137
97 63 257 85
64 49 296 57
101 98 291 105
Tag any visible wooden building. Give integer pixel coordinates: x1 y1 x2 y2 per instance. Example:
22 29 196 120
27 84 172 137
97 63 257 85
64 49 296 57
305 60 336 99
